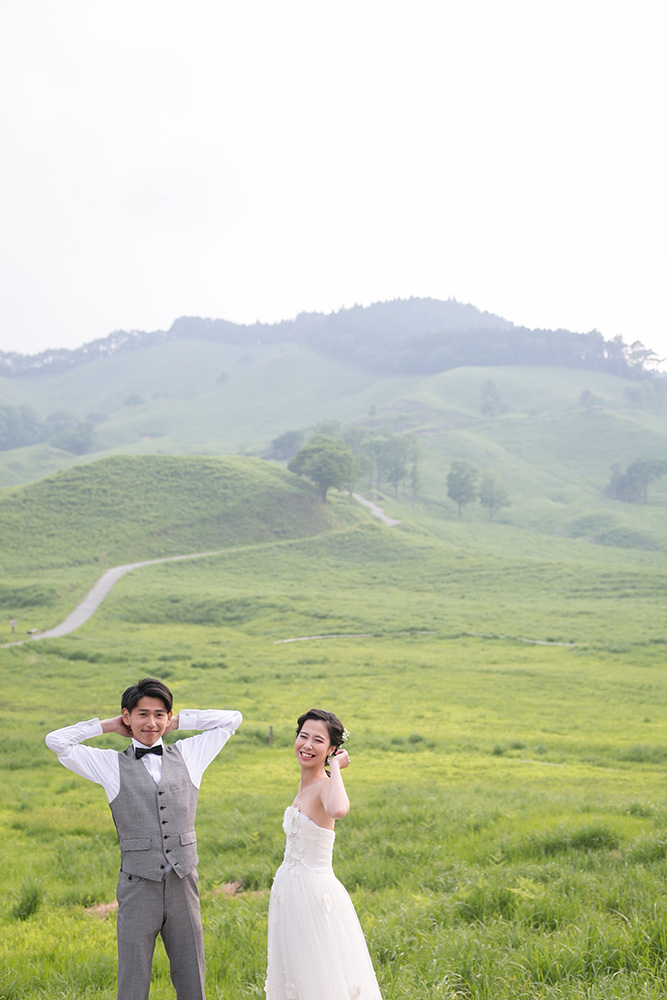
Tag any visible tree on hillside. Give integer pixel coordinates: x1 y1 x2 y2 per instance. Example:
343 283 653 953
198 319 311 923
45 409 78 435
605 459 667 503
312 418 342 437
626 341 663 377
479 473 511 521
0 404 43 450
268 430 304 461
447 460 478 517
580 389 595 411
50 421 96 455
481 380 501 417
377 434 413 497
288 435 358 501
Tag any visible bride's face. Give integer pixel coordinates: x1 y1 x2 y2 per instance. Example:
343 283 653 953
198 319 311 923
295 719 334 769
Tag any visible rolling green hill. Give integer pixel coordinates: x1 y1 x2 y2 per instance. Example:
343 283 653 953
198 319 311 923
0 454 367 631
1 337 665 554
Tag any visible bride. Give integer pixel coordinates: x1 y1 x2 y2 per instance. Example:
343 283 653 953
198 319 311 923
264 708 383 1000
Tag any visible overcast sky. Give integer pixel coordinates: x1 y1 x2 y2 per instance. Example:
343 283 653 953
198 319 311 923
1 0 665 365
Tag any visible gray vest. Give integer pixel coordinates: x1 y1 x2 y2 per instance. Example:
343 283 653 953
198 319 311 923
109 745 199 881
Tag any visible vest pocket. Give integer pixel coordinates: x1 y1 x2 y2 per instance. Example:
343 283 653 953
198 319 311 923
120 838 152 851
179 831 197 846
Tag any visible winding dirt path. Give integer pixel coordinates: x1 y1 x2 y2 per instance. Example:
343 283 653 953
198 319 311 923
351 493 401 526
2 494 400 647
2 550 224 647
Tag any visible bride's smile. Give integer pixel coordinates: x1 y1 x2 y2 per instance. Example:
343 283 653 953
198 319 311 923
294 721 332 769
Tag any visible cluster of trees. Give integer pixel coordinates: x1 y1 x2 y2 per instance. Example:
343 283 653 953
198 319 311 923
623 379 667 410
447 460 511 521
282 425 512 523
342 424 420 499
3 298 662 382
604 460 667 503
275 420 420 503
0 403 97 455
0 327 170 377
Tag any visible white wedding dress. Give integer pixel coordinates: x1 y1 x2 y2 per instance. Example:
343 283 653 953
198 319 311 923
265 806 383 1000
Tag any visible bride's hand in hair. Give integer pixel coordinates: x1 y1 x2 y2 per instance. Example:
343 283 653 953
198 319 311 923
329 748 350 769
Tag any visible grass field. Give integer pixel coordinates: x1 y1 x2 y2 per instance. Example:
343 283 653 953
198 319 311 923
2 455 667 999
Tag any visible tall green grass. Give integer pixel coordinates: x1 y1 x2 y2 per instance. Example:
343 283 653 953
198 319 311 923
1 446 666 998
2 485 667 998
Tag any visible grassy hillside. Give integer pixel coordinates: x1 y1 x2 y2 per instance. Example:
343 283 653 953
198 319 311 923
1 344 666 551
0 339 419 467
2 474 667 998
0 454 366 633
398 366 667 549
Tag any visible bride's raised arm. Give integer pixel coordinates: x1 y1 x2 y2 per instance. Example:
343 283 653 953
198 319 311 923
322 749 350 819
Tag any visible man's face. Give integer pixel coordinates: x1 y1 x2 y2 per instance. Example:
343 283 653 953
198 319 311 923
122 695 172 746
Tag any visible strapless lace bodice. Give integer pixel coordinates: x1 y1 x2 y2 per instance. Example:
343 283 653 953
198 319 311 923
281 805 335 874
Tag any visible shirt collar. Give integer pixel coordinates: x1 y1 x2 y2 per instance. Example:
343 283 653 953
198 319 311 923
131 737 165 749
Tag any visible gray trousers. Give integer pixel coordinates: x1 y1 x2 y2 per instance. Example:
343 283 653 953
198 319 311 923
116 868 206 1000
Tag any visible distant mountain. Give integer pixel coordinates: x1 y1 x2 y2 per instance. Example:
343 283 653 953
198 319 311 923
0 297 657 380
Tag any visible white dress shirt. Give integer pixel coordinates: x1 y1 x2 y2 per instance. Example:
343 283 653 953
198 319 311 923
45 708 242 802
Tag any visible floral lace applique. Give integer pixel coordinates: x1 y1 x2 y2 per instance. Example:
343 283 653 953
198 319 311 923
349 987 361 999
285 983 299 999
323 892 332 912
282 806 306 874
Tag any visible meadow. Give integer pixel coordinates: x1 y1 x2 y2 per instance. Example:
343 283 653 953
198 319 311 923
2 461 667 1000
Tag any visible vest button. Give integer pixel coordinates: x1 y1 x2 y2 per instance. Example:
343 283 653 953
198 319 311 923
160 865 165 869
165 849 171 854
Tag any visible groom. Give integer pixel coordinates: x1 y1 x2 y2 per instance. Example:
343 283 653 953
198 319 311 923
45 677 242 1000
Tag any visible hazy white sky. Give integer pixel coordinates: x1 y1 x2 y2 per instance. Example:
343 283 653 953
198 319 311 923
1 0 665 363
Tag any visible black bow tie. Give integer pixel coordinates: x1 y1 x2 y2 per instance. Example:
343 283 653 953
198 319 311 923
135 745 163 759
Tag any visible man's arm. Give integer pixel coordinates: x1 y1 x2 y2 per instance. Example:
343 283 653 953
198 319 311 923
45 717 127 801
172 709 242 788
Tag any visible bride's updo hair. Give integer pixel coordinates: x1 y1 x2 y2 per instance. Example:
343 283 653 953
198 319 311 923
296 708 345 755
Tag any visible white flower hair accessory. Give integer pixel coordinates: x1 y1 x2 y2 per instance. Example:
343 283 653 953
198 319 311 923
341 728 350 744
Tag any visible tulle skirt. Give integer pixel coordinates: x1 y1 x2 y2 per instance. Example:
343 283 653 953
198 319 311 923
265 862 383 1000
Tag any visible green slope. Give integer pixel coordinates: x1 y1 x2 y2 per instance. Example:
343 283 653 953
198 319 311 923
0 454 368 630
0 342 665 552
383 366 667 549
0 454 367 573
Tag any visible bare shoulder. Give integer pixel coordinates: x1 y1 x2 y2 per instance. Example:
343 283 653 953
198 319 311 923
295 778 332 824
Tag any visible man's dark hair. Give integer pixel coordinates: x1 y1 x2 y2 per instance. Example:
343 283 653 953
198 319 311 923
121 677 173 713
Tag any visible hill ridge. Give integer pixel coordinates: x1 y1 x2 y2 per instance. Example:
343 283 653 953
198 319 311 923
0 296 656 380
